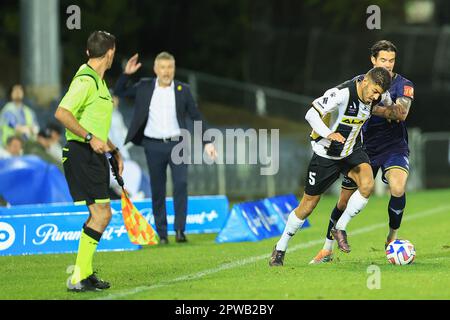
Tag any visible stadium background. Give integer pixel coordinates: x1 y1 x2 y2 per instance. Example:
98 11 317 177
0 0 450 302
1 0 450 200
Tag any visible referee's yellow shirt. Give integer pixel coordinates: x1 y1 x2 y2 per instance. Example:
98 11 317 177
60 64 113 143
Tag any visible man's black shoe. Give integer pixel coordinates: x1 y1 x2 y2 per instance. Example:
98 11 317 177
175 230 187 243
159 237 169 245
67 278 97 292
87 273 110 290
67 273 110 292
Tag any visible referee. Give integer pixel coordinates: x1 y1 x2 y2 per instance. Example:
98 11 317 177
55 31 122 292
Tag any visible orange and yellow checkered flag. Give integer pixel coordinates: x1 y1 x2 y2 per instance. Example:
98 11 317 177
106 152 158 245
121 190 158 245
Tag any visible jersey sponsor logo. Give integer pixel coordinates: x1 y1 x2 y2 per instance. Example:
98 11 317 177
403 85 414 98
341 117 365 125
346 102 358 116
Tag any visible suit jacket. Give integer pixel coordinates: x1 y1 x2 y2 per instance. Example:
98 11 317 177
114 73 211 146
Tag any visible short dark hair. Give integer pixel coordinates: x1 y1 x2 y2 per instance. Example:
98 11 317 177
45 121 63 135
86 31 116 58
6 135 23 146
371 40 397 58
38 128 53 139
366 67 392 92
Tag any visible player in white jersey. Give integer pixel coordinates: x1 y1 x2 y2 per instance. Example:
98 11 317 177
269 67 392 266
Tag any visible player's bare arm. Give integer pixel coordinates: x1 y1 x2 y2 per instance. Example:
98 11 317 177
371 103 405 121
371 97 411 121
55 106 109 154
395 96 412 119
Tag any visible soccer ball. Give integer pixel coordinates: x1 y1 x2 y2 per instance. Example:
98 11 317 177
385 239 416 265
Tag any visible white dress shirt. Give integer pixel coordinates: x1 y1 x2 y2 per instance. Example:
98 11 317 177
144 79 181 139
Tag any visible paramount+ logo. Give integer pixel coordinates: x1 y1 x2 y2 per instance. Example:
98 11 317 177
0 222 16 251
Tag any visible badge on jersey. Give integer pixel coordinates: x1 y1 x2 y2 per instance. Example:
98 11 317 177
345 102 358 116
403 85 414 99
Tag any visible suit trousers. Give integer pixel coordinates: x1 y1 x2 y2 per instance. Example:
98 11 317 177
142 137 188 238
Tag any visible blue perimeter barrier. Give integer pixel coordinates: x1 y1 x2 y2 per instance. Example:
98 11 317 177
0 195 228 256
215 194 310 243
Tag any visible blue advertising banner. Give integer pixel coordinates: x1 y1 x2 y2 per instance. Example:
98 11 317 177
0 211 138 256
215 194 310 243
0 195 229 256
215 201 279 243
133 196 229 235
263 194 310 233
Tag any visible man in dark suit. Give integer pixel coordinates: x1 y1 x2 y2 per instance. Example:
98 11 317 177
114 52 217 244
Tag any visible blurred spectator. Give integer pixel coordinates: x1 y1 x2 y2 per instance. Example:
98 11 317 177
108 93 144 199
0 84 39 146
0 135 23 158
0 147 7 158
109 94 131 160
23 128 63 171
45 121 64 161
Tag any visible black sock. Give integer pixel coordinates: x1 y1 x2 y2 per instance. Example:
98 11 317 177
388 194 406 230
326 205 344 240
83 225 103 242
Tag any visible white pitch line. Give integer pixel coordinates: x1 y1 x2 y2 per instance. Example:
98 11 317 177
96 205 450 300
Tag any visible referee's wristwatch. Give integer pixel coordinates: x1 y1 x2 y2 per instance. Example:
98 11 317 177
84 132 93 143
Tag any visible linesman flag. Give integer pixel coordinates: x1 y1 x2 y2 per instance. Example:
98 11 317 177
106 152 158 245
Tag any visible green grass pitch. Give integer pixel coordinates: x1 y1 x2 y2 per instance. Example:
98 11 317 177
1 189 449 300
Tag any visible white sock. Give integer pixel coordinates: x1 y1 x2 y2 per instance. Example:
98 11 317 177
335 190 369 231
323 238 334 251
276 211 305 251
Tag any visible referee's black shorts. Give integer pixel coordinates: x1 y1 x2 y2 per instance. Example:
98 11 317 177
62 140 110 206
304 148 370 196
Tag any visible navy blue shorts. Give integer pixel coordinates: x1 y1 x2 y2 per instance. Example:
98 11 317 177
342 152 409 189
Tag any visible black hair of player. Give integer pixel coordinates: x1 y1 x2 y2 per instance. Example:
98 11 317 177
370 40 397 58
366 67 392 92
86 31 116 59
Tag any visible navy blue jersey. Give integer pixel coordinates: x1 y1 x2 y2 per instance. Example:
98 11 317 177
353 73 414 158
